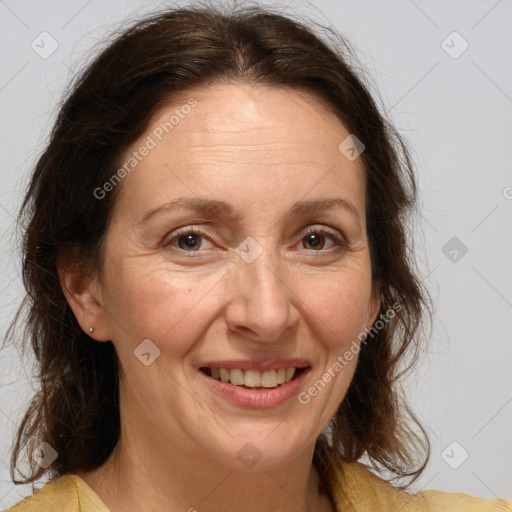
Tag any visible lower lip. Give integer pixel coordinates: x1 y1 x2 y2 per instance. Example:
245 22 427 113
198 368 310 409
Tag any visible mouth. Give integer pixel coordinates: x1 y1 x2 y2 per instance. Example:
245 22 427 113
199 366 310 390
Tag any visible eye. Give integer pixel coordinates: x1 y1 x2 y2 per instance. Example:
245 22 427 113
163 227 216 254
163 225 347 257
300 227 346 252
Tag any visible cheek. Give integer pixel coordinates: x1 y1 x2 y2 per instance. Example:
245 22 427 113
293 268 373 343
103 259 226 361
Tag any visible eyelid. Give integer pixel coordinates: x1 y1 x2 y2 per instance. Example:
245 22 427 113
302 225 345 240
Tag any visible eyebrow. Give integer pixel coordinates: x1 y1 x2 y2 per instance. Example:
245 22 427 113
139 197 361 225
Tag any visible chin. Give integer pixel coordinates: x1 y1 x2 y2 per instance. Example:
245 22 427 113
203 425 315 473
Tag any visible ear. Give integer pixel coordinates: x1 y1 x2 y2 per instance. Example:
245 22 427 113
57 253 111 342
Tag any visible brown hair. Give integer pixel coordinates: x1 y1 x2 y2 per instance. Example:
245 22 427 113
5 0 431 493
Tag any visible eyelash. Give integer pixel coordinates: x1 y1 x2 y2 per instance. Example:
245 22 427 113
163 225 347 256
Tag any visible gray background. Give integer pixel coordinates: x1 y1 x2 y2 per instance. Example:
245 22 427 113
1 0 511 508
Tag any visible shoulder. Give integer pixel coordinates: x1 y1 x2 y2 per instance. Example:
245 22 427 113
330 460 512 511
5 474 109 512
418 490 512 511
6 477 60 512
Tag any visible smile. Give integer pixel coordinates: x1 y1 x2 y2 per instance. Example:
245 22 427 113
198 364 311 408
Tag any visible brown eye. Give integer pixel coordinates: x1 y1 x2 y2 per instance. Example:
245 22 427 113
303 232 328 250
177 233 203 251
164 227 215 255
301 228 345 252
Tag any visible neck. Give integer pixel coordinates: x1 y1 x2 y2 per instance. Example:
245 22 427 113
76 392 335 512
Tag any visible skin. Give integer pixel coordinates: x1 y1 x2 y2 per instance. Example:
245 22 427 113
60 81 380 512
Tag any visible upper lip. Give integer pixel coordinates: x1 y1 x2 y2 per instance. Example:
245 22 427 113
197 358 311 372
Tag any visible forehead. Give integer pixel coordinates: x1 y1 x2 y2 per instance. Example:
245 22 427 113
112 81 367 222
149 81 353 154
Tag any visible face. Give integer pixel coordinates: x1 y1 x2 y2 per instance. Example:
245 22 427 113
83 82 379 470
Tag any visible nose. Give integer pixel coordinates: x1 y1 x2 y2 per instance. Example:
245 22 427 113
224 239 299 344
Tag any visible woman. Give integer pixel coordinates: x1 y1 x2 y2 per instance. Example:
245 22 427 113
4 2 511 511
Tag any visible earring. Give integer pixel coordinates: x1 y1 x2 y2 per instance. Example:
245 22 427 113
89 327 94 333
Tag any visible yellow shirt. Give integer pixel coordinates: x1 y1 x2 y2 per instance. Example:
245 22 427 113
6 461 512 511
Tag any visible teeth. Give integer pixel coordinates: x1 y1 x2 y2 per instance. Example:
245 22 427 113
230 369 244 386
244 370 261 388
285 367 295 382
261 370 277 388
207 366 298 388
